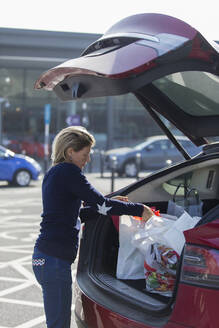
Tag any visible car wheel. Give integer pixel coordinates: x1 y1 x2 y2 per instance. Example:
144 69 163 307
13 170 31 187
124 161 137 177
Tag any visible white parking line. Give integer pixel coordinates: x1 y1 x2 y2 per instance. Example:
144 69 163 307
0 297 43 308
0 209 22 214
0 229 38 241
15 315 46 328
11 262 37 283
0 281 33 297
0 277 26 282
0 255 32 268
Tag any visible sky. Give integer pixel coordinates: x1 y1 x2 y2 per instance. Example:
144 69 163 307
1 0 219 40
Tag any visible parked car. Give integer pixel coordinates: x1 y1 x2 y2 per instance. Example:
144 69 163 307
35 13 219 328
0 145 42 186
104 135 202 177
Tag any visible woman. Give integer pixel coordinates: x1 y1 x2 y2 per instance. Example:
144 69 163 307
32 126 153 328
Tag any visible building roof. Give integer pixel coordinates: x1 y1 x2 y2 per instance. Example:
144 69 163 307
0 27 102 69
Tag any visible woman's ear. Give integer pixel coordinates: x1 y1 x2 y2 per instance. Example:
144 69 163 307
66 147 74 162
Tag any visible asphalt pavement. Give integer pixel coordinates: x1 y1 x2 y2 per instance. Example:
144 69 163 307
0 171 148 328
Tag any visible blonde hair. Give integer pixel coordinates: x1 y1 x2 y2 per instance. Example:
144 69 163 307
51 126 95 165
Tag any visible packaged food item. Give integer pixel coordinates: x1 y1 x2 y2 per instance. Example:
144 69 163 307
144 243 179 296
145 271 176 294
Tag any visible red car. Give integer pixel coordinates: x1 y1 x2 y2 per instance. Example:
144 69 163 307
35 13 219 328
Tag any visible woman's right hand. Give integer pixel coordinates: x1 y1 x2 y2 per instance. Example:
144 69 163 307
141 205 154 222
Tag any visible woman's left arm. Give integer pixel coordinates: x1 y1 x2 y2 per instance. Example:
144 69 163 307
70 169 145 218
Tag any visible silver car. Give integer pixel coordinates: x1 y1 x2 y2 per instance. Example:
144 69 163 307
104 135 202 177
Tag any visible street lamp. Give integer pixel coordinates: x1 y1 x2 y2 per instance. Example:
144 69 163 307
0 97 10 145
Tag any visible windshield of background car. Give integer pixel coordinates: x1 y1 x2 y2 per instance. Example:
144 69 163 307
0 146 14 157
153 71 219 116
134 140 151 150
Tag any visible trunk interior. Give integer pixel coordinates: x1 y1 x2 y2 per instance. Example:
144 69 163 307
88 155 219 316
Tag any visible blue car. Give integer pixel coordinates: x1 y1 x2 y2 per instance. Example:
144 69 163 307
0 145 42 186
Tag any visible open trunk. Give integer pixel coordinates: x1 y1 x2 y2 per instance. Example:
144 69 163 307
34 12 219 327
77 153 219 325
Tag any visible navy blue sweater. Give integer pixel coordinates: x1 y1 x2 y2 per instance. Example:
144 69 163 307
35 162 144 262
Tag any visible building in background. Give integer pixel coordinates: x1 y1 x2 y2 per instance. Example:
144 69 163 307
0 27 195 157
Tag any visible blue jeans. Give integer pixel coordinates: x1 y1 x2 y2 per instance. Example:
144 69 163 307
32 248 72 328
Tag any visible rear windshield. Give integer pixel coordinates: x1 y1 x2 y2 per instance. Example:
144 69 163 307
153 71 219 117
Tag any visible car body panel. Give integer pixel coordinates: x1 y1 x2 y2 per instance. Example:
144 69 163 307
75 282 168 328
75 282 219 328
102 13 196 40
184 219 219 249
34 13 198 91
168 221 219 327
169 283 219 327
34 12 219 94
34 13 219 146
0 157 13 180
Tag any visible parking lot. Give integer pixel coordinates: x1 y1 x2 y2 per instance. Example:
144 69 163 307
0 172 149 328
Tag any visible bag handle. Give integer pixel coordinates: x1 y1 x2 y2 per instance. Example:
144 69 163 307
173 183 188 202
186 188 200 205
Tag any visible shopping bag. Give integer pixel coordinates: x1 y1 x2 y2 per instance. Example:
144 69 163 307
132 212 200 296
144 243 179 296
132 211 200 255
168 184 203 218
167 200 185 217
116 215 145 279
162 211 201 254
184 188 203 217
116 212 177 280
132 215 176 254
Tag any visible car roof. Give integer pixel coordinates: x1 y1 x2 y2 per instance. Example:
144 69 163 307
146 135 189 141
135 135 194 150
35 13 219 146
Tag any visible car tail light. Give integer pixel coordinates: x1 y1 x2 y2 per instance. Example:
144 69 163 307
181 244 219 288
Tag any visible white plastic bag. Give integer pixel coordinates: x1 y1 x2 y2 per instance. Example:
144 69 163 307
132 212 200 296
132 212 201 255
162 212 201 254
116 212 201 281
116 214 178 280
116 215 145 279
132 215 176 254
